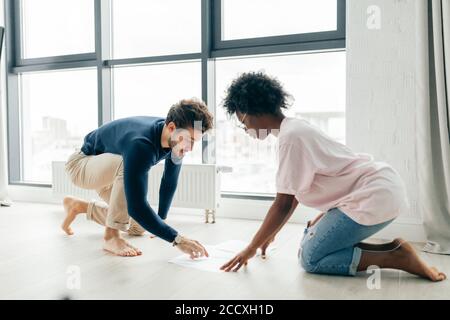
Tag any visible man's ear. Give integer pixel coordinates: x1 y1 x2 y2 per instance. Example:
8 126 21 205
167 121 177 133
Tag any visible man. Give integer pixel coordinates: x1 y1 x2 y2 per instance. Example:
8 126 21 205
61 98 213 259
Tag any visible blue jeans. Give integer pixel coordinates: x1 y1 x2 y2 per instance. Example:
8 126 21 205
298 208 394 276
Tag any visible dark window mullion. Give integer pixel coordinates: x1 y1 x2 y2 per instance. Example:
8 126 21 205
211 40 346 59
201 0 215 164
95 0 112 126
104 53 202 67
5 0 22 183
16 53 97 67
213 31 345 51
12 60 98 74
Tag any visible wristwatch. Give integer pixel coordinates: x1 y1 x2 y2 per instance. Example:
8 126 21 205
172 234 183 246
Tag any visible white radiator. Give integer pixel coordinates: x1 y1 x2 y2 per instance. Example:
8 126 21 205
52 161 225 223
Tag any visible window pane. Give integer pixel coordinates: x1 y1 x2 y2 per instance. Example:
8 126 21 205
20 69 98 183
21 0 95 58
112 0 201 58
222 0 338 40
216 51 346 194
113 61 202 163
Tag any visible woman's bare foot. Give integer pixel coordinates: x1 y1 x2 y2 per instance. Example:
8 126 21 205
62 196 88 235
103 237 141 257
359 238 447 282
389 240 447 282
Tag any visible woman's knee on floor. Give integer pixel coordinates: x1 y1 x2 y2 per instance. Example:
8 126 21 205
299 247 320 273
300 257 318 274
298 236 325 274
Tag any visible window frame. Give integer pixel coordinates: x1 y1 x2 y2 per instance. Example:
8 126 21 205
4 0 346 199
15 0 97 65
212 0 346 52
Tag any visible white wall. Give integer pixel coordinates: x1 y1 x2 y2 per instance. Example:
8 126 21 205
346 0 421 226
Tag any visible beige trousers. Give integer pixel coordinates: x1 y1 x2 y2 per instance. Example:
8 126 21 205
65 150 145 236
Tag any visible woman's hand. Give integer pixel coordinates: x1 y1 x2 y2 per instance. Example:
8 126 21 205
260 236 275 259
221 246 257 272
308 212 325 228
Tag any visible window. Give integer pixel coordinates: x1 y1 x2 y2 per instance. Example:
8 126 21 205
112 0 201 58
20 0 95 58
113 61 201 119
20 69 98 183
216 51 346 194
6 0 345 196
222 0 338 40
113 61 202 163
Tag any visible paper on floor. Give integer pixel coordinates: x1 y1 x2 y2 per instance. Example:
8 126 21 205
168 240 276 273
214 240 276 256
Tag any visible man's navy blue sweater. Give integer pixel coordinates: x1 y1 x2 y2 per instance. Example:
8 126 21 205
81 116 180 243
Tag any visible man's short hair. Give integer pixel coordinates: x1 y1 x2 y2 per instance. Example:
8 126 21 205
166 98 213 133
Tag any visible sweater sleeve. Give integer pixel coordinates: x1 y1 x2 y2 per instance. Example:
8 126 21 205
157 156 182 220
122 139 178 243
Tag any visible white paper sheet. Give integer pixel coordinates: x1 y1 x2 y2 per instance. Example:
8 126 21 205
215 239 276 256
168 240 276 273
214 240 248 253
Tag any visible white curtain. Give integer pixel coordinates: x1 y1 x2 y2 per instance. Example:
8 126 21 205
0 84 10 205
0 104 9 206
0 85 10 206
417 0 450 254
0 23 10 206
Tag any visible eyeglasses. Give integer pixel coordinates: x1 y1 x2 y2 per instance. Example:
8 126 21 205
234 113 248 130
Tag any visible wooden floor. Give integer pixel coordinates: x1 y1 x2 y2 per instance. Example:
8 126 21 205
0 202 449 300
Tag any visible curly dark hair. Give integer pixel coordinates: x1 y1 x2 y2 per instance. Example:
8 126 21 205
166 98 213 133
222 71 293 116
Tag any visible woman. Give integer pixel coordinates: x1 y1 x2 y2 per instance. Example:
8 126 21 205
220 72 446 281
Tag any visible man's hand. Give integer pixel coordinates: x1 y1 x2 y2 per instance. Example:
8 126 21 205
221 246 257 272
260 236 275 259
176 236 209 259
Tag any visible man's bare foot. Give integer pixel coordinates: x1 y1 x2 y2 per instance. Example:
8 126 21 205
103 237 141 257
386 240 446 282
125 241 142 255
127 220 146 237
62 196 88 235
